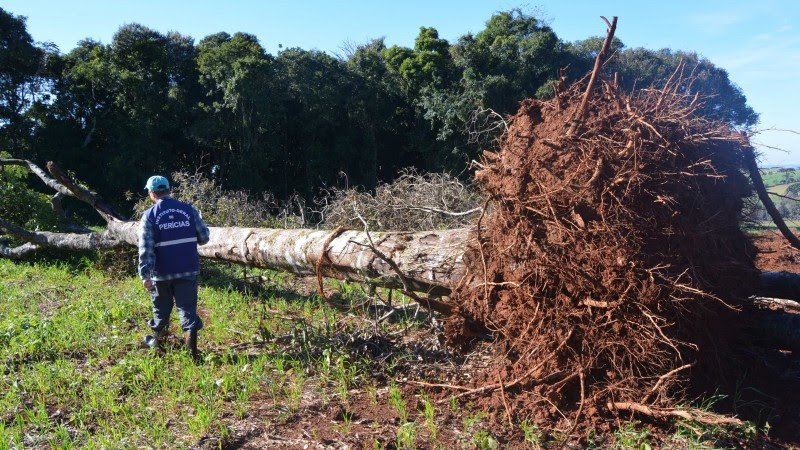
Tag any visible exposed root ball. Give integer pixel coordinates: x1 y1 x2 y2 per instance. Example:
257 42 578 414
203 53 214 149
448 78 759 429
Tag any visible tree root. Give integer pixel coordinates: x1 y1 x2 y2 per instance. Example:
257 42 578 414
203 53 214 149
608 402 744 425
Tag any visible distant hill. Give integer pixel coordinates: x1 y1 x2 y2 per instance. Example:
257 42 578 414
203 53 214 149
760 167 800 188
751 168 800 228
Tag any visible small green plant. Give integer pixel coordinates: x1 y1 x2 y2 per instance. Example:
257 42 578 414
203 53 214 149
333 353 358 405
420 393 438 441
335 410 354 435
613 422 652 450
462 411 485 434
521 420 542 448
367 383 379 406
388 382 408 423
187 402 217 439
449 395 460 415
472 430 499 449
287 373 306 413
396 421 417 450
461 412 498 449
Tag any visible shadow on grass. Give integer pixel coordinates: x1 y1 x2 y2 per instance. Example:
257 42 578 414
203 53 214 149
199 261 321 306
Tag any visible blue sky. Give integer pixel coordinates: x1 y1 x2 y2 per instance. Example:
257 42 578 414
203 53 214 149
4 0 800 166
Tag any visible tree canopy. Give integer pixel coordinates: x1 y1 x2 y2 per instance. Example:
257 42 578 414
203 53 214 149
0 7 758 217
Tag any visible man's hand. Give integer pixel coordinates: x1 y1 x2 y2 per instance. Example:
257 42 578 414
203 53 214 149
143 278 154 292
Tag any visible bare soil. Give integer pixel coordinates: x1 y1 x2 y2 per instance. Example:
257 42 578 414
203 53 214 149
754 231 800 272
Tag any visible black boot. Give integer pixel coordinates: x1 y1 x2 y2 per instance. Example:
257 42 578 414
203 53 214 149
185 330 199 361
144 327 168 353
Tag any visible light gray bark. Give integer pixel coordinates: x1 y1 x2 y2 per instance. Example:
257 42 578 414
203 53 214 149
105 220 469 295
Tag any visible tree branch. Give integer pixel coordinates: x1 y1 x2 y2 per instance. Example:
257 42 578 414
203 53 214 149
0 216 124 251
390 205 482 217
569 15 618 135
608 402 743 426
0 242 39 259
0 158 125 224
46 161 126 222
0 158 73 196
767 191 800 202
351 209 453 316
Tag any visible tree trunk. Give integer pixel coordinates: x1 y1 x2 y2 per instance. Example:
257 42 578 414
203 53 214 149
105 220 469 296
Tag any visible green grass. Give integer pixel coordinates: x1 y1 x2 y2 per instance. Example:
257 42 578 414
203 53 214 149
0 258 769 449
745 220 800 232
0 259 377 449
766 182 797 196
759 168 800 187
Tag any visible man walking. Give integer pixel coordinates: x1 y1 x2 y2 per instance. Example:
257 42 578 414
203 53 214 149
138 175 210 359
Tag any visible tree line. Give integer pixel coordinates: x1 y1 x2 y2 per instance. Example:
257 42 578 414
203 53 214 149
1 7 757 214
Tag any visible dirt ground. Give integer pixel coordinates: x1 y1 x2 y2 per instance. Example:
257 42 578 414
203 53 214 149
754 230 800 273
211 331 507 450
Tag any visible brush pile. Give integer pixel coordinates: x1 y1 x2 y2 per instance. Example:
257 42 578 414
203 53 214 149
447 25 759 431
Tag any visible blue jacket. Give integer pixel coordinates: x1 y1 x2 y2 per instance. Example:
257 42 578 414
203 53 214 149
137 197 210 281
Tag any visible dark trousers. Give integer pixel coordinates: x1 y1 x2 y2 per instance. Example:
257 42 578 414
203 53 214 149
148 277 203 332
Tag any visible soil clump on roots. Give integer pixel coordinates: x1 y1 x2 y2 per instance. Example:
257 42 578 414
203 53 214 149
446 72 761 435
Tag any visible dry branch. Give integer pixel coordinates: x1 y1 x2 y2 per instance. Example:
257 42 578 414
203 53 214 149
45 161 125 221
569 15 618 134
0 217 124 251
0 158 74 197
0 242 39 258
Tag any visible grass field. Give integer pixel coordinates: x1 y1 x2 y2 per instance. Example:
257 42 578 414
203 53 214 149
750 168 800 231
759 168 800 187
0 256 765 449
760 168 800 198
0 257 376 448
766 182 796 196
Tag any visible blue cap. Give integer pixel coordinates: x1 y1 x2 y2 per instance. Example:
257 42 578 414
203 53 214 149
145 175 170 192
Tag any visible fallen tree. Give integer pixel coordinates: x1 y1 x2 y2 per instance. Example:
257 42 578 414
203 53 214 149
3 159 800 441
0 159 469 303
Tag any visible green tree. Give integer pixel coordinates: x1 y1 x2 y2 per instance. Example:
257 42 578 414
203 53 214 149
35 24 199 200
417 11 567 171
562 35 624 79
453 10 566 108
346 39 413 187
3 7 760 216
196 32 276 192
384 27 455 95
0 153 58 231
566 39 758 128
274 48 353 199
0 8 50 154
